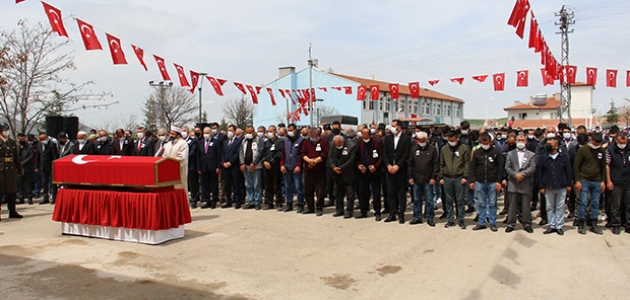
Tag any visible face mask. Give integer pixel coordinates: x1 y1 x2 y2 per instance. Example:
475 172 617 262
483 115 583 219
448 141 457 147
194 132 201 138
309 137 318 142
266 132 275 139
245 133 253 140
562 133 571 140
546 133 556 139
481 144 491 150
137 132 144 139
287 131 295 138
227 131 235 139
461 130 468 135
442 136 448 141
332 129 341 135
157 135 166 142
516 142 526 150
181 132 188 139
363 138 370 143
257 132 264 138
59 140 66 145
496 135 503 140
618 143 627 150
336 145 343 150
99 136 108 143
589 143 601 150
545 144 555 153
527 135 535 140
356 132 362 138
370 129 377 135
390 127 398 135
77 139 86 145
211 129 218 135
203 134 211 140
19 140 27 145
419 142 427 148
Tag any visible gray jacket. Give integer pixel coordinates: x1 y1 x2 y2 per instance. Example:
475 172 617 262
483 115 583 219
505 149 537 194
239 136 264 169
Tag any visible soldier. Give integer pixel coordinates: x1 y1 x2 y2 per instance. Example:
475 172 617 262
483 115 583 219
0 123 24 220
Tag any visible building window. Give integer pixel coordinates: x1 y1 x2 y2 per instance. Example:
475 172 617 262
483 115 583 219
519 112 528 120
423 100 431 115
550 112 556 119
434 102 441 116
455 104 461 118
386 100 391 112
368 100 374 110
363 100 367 110
446 103 451 117
412 100 418 114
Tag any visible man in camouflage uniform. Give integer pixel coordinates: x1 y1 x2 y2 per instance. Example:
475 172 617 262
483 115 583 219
0 123 23 220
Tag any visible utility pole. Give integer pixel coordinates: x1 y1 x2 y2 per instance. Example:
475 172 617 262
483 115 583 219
198 72 208 124
307 43 318 128
556 5 575 128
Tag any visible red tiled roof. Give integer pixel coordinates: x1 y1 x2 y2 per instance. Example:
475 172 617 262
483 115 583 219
331 73 464 103
504 97 561 111
571 81 595 88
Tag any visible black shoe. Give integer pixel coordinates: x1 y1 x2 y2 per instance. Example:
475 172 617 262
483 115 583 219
324 201 335 207
50 200 55 205
221 203 232 209
302 209 315 215
235 204 241 209
296 205 304 214
316 210 323 217
498 208 507 215
27 198 33 205
427 219 435 227
398 216 405 224
539 219 548 226
524 226 533 233
39 199 50 205
458 221 466 229
9 212 23 219
16 199 25 205
612 227 621 235
578 220 587 235
190 202 197 209
332 211 344 217
355 213 368 219
573 219 579 226
472 224 486 231
567 212 575 219
255 205 262 210
375 214 382 222
444 221 456 228
502 217 508 224
283 205 293 212
344 213 353 219
543 228 556 234
473 214 479 222
200 202 212 209
556 228 564 235
439 212 447 220
243 204 256 210
490 225 498 232
264 204 275 210
465 206 475 214
384 215 397 223
505 226 514 233
590 221 603 235
409 218 423 225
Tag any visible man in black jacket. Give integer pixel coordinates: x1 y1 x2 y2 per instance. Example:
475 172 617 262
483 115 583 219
38 132 59 205
606 133 630 235
256 125 284 210
17 133 35 205
73 131 97 155
328 135 357 218
407 131 439 226
112 128 134 156
537 137 573 235
197 127 221 209
383 120 411 224
469 133 504 231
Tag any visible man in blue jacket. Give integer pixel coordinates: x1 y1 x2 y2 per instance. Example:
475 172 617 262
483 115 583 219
221 125 243 209
198 127 221 209
536 137 573 235
280 123 304 213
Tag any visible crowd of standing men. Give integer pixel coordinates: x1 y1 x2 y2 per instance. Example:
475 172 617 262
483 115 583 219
1 120 629 237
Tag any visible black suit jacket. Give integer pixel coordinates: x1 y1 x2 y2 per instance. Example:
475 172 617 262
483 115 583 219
73 141 97 155
197 138 221 173
356 136 383 174
39 139 59 172
327 139 357 183
222 137 242 165
112 136 134 156
383 133 411 172
134 138 155 156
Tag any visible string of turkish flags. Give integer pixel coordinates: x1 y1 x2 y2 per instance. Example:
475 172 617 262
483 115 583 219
27 0 630 123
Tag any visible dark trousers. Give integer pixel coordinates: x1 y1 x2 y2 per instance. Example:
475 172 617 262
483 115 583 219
224 165 243 205
200 171 219 204
334 178 355 214
41 170 56 201
2 193 18 215
326 167 335 205
386 170 407 216
304 171 325 211
381 172 389 212
188 170 199 203
611 181 630 227
18 168 34 200
263 167 282 206
358 172 381 214
507 192 532 227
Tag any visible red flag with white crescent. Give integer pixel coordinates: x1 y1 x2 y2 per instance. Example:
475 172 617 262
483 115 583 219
408 82 420 98
428 80 440 86
189 71 200 94
565 65 577 84
267 88 276 106
105 34 127 65
279 89 286 98
586 67 598 86
472 75 488 83
174 64 190 87
507 0 524 26
356 86 366 101
369 85 380 101
515 1 530 39
233 82 247 95
344 86 353 94
331 87 342 91
528 12 538 49
153 55 171 81
246 85 259 104
450 78 464 85
131 45 148 71
516 70 528 87
76 19 102 50
286 89 295 105
493 73 505 91
206 76 227 96
318 87 328 92
41 2 68 37
540 68 553 86
388 83 399 100
606 69 617 88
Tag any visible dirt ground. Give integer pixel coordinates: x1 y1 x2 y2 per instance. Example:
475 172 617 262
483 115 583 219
1 199 630 300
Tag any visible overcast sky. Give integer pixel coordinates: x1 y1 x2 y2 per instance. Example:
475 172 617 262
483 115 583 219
1 0 629 129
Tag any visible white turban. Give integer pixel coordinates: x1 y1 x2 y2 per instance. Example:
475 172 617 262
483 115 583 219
171 125 183 134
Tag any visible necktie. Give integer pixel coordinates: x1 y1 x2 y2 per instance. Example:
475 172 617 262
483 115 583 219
205 140 209 154
138 140 142 153
229 139 233 147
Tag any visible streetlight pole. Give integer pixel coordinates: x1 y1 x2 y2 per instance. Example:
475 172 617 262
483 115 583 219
197 72 208 124
307 43 318 128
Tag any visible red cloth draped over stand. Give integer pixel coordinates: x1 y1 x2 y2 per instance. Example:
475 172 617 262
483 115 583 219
52 187 191 230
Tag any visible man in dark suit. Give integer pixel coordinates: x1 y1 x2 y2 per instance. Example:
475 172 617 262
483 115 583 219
504 133 538 233
197 127 221 209
95 130 113 155
185 126 200 207
220 125 243 208
133 127 154 157
17 133 35 205
72 131 97 155
211 123 228 203
255 125 284 210
57 132 74 158
383 119 412 224
356 128 383 221
328 134 357 218
112 128 134 156
38 132 59 205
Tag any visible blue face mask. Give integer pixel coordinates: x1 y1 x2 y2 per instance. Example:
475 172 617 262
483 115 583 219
309 137 317 142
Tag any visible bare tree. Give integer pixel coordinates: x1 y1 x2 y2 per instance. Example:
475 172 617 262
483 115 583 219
318 105 340 117
223 96 255 129
120 114 139 132
143 86 198 130
0 21 111 136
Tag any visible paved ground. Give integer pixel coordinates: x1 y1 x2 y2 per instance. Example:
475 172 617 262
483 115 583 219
1 199 630 300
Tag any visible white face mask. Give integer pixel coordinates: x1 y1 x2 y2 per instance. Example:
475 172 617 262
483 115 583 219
546 133 556 139
99 136 108 143
617 143 627 150
245 133 253 140
563 133 571 140
356 132 362 138
227 131 235 139
363 138 370 143
136 132 144 139
418 142 427 148
203 134 211 140
390 127 398 135
589 143 601 150
266 132 275 139
287 131 295 138
481 144 491 150
181 131 188 139
211 129 218 135
412 133 417 139
77 139 86 145
516 142 526 150
257 132 264 138
336 145 343 150
448 141 457 147
461 129 468 135
370 128 377 135
527 135 535 140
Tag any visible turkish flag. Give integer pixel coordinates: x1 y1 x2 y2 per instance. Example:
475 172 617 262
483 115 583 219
279 89 286 99
267 88 276 106
331 87 342 91
285 89 295 104
540 42 547 66
302 105 309 116
389 83 400 100
586 67 598 86
540 68 553 86
557 65 565 84
428 80 439 86
105 34 127 65
131 45 147 71
565 65 577 84
606 69 617 88
153 55 171 81
246 85 259 104
233 82 247 95
493 73 505 91
76 19 102 50
516 70 528 87
534 29 543 53
207 76 227 96
528 13 538 49
508 0 530 39
318 87 328 92
189 71 200 94
173 64 190 87
627 71 630 87
357 86 367 101
310 87 317 102
472 75 488 83
508 0 525 26
408 82 420 98
16 0 25 3
369 85 380 101
344 86 352 94
42 2 68 37
450 77 464 85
